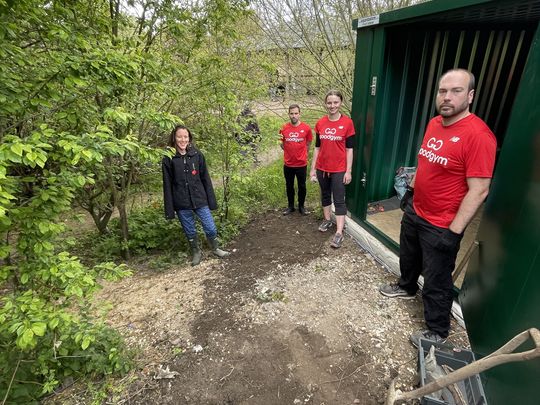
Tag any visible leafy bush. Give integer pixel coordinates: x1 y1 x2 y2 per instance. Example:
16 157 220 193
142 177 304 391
0 307 132 403
0 256 132 403
257 115 284 152
81 202 188 262
125 205 186 253
0 108 135 405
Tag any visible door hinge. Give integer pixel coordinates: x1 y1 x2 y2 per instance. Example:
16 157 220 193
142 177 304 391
361 172 367 187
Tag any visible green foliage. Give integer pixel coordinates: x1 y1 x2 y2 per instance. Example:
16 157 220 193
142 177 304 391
0 2 143 400
125 207 182 253
0 251 132 402
0 309 132 403
84 204 188 262
0 0 295 401
257 115 283 152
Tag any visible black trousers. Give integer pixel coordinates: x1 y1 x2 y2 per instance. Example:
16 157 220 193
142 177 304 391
398 201 462 338
283 165 307 208
316 170 347 215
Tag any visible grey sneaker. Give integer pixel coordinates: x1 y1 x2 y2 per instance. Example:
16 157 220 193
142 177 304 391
330 233 344 248
410 329 447 349
379 283 415 299
318 219 333 232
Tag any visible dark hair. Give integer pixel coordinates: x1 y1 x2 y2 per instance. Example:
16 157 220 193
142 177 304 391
441 68 476 92
288 104 301 112
325 89 343 103
168 124 193 148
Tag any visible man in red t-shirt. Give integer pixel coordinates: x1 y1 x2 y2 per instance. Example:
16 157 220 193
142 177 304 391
379 69 497 347
280 104 313 215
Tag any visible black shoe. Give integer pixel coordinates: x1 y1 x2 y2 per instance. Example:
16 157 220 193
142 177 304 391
282 207 295 215
298 206 306 215
410 329 447 349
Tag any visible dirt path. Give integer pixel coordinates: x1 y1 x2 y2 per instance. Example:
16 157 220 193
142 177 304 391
92 209 469 405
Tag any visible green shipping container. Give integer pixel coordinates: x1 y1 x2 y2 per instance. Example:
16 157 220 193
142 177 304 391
349 1 540 404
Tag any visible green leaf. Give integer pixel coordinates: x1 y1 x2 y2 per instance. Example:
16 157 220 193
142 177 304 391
20 273 29 284
8 322 21 333
31 322 47 336
26 151 37 162
20 328 34 348
81 337 91 350
38 222 49 234
10 143 23 156
42 241 54 251
71 77 86 87
35 156 46 168
48 318 59 330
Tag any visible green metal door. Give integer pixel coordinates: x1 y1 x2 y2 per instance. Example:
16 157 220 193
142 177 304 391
460 22 540 405
348 26 386 223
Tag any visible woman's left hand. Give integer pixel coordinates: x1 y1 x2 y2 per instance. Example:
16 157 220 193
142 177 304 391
343 172 352 185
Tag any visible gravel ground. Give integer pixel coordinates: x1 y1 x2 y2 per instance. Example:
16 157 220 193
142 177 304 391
50 209 469 404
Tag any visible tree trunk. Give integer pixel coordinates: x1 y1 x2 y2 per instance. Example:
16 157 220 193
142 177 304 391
118 202 130 260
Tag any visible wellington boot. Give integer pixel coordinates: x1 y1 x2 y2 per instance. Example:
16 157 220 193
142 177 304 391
207 237 230 258
189 238 202 266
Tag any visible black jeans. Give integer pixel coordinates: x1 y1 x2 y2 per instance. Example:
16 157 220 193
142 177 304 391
398 201 463 338
283 165 307 208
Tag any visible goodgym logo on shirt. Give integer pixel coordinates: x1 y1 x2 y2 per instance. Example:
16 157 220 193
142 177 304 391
320 127 343 141
418 137 448 166
426 137 443 150
285 131 304 142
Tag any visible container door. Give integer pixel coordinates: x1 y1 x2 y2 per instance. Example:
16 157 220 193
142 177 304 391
460 23 540 405
348 26 385 226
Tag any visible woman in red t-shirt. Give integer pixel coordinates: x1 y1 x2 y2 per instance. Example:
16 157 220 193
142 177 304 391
309 90 355 248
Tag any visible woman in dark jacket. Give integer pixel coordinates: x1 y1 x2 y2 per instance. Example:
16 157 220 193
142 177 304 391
162 125 229 266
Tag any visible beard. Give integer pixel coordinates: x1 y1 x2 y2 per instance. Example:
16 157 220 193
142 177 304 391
290 118 299 125
437 99 469 118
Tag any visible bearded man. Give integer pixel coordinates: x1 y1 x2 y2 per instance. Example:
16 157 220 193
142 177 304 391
379 69 497 347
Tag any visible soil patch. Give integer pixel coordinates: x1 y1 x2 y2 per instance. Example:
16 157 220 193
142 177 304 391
92 209 469 404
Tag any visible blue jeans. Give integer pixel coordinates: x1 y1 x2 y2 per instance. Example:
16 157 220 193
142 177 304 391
177 206 217 240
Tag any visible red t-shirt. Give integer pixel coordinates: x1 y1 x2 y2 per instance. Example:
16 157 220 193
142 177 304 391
279 121 313 167
314 115 355 172
414 114 497 228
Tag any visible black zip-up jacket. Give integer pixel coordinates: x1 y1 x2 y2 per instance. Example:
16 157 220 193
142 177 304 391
162 147 217 219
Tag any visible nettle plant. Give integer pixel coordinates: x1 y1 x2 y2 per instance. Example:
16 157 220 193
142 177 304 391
0 126 134 402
